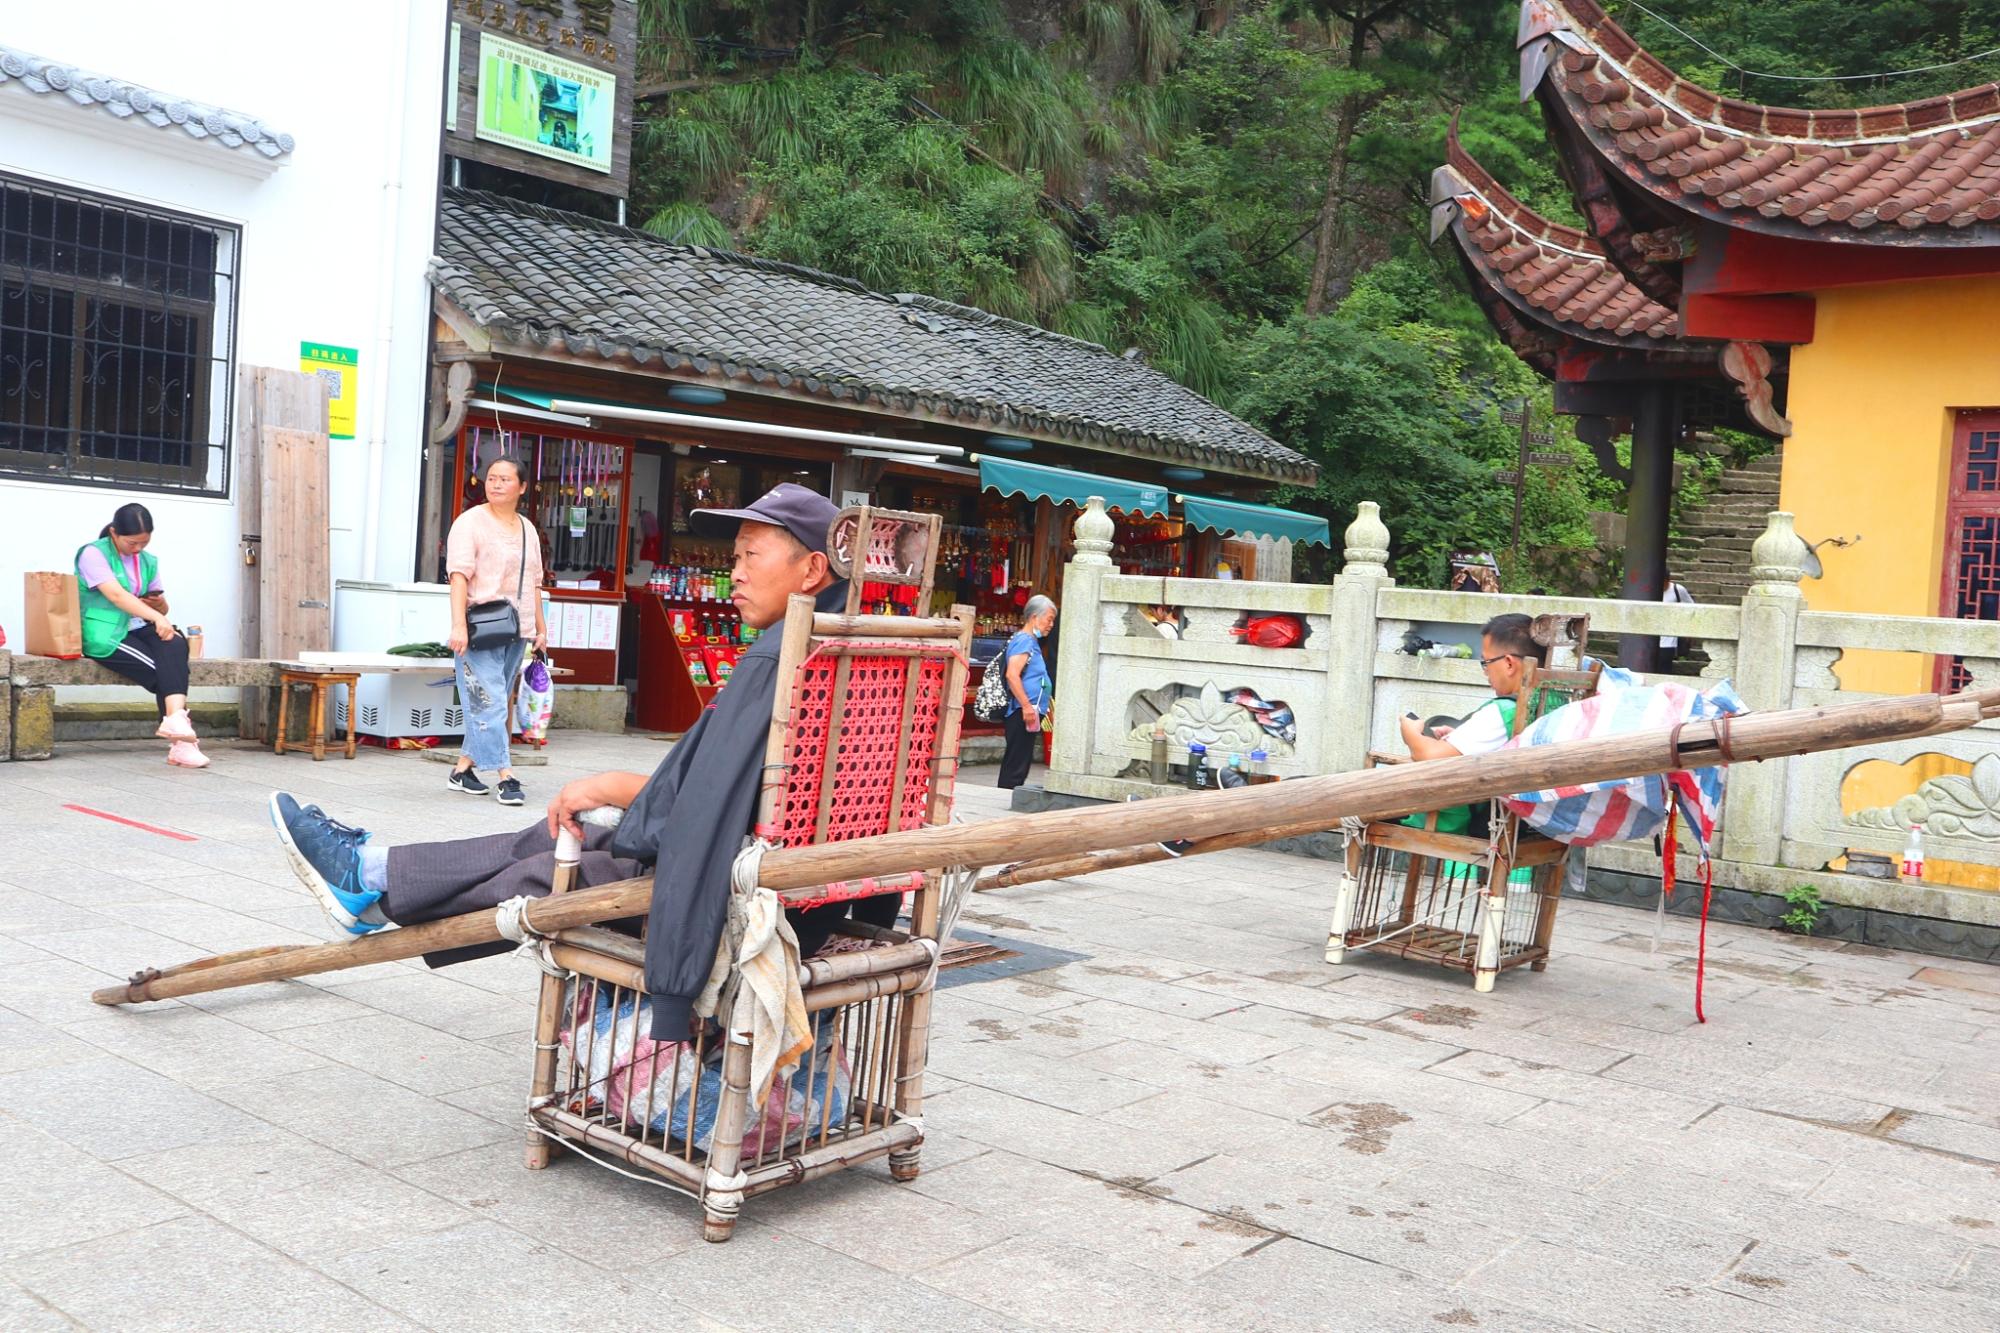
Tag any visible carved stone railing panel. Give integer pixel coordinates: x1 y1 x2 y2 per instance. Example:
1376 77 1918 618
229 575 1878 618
1180 605 1241 645
1793 646 1841 691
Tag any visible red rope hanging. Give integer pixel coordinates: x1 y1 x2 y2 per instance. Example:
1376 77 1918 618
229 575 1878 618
1660 802 1713 1025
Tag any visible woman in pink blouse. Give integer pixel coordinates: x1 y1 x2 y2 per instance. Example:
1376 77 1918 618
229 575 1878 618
444 456 546 806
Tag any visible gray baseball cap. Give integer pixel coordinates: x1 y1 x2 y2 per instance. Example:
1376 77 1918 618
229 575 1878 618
689 481 839 555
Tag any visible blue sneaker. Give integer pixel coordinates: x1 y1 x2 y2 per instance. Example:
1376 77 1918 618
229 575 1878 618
268 791 384 936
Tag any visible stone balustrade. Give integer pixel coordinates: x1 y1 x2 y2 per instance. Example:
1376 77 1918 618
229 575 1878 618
1044 497 2000 957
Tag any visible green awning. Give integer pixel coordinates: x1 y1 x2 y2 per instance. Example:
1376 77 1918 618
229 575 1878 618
978 457 1172 518
1182 495 1331 547
481 384 655 415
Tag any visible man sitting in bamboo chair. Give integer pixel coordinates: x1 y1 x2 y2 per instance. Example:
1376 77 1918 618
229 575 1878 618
1329 611 1599 991
268 483 896 1042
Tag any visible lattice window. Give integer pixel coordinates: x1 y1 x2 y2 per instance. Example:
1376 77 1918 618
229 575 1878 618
0 171 237 495
1940 414 2000 690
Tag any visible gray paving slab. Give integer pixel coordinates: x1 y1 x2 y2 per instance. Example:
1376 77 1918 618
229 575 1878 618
7 1215 417 1331
1 732 1996 1328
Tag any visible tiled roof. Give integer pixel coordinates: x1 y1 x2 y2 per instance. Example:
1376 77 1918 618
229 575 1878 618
1431 131 1680 356
431 190 1314 484
1522 0 2000 242
0 45 294 161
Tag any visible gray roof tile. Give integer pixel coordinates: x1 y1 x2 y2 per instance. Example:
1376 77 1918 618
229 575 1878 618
0 44 294 160
431 189 1312 483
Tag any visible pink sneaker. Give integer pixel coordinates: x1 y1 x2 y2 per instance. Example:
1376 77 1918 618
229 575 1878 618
166 739 211 769
156 710 197 741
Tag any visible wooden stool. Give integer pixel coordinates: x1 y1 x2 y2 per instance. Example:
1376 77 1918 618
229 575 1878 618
275 670 359 761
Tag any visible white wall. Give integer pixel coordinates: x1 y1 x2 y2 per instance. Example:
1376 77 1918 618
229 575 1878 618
0 1 447 658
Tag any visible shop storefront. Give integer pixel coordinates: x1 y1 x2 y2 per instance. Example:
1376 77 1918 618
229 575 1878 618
420 188 1319 737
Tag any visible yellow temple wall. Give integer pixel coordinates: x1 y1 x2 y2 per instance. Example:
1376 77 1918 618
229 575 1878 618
1780 275 2000 695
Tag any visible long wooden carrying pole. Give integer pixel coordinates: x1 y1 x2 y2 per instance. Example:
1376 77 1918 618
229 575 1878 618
93 689 1997 1007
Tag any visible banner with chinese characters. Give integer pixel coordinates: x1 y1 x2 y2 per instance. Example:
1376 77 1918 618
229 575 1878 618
447 1 635 197
299 342 358 440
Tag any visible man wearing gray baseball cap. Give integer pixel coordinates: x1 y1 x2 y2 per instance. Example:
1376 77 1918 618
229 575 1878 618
269 481 876 1038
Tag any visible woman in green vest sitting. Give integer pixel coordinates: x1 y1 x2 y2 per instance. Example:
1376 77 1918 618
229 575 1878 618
75 503 208 769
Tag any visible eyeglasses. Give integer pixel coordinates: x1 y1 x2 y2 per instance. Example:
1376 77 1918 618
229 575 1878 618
1478 652 1518 668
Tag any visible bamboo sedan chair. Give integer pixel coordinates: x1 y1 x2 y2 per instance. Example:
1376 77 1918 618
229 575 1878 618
522 506 976 1242
1326 616 1600 992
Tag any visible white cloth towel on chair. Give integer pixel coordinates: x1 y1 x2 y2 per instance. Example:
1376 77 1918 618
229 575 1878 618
734 887 812 1110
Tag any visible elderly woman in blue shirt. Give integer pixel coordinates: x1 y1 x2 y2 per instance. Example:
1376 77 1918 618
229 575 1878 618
998 594 1057 789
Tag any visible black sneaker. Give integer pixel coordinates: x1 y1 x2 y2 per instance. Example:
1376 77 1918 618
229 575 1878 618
495 777 525 807
447 767 488 796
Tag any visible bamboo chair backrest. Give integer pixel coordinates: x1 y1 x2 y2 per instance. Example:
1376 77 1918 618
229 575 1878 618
827 504 943 617
752 593 973 920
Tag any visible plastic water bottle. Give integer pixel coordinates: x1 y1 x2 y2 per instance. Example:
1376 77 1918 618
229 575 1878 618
1187 742 1209 790
1250 748 1269 778
1901 824 1926 882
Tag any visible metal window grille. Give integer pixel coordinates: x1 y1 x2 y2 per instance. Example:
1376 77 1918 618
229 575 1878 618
0 171 237 495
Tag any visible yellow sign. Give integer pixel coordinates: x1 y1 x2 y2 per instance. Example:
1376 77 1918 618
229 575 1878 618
300 342 358 440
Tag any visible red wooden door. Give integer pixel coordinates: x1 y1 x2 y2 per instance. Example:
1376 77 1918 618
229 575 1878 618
1938 409 2000 690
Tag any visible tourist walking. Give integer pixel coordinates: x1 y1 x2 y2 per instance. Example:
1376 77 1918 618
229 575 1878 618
1660 573 1696 671
445 456 546 806
75 503 209 769
998 594 1057 790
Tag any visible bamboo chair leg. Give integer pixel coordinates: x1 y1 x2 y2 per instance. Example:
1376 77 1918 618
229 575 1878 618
1473 848 1517 993
525 838 584 1170
702 986 757 1243
890 879 938 1182
1529 854 1570 972
1326 831 1364 964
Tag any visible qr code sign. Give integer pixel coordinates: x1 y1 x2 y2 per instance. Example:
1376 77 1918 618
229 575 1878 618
314 368 343 399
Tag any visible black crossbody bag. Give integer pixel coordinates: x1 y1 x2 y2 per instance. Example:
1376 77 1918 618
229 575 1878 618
464 515 527 651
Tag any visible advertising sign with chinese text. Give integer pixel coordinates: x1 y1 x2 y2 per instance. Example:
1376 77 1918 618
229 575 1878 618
475 31 615 174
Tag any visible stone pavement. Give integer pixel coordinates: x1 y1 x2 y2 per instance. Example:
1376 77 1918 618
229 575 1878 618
2 734 1997 1332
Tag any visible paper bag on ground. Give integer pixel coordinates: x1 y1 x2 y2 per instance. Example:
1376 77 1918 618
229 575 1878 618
23 571 83 659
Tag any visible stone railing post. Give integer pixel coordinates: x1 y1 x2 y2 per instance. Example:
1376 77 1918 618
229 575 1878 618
1322 501 1393 776
1050 497 1114 779
1722 510 1807 865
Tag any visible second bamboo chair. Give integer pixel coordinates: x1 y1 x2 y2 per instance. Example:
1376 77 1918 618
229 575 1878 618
1326 617 1600 991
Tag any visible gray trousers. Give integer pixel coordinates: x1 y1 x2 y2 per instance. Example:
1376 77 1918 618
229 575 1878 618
384 823 644 969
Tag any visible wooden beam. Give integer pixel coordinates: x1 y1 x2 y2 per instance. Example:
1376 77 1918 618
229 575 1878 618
95 688 1998 1007
1681 292 1816 345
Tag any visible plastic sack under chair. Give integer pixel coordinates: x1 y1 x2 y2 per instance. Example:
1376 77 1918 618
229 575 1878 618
516 652 554 742
563 988 850 1156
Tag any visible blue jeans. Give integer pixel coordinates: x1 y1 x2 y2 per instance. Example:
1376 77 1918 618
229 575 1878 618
456 638 525 771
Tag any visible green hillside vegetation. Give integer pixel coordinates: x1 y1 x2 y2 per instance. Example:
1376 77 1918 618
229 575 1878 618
629 0 2000 585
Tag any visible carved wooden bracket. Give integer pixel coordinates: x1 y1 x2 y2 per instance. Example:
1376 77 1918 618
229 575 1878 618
1721 341 1793 438
427 361 476 445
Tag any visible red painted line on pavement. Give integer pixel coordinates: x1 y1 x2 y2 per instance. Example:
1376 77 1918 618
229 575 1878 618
61 804 199 842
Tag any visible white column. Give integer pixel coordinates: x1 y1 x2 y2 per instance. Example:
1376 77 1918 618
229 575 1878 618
1322 501 1393 776
1722 511 1807 865
1049 497 1114 780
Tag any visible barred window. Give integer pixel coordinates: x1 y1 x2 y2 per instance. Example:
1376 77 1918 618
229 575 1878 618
0 172 237 495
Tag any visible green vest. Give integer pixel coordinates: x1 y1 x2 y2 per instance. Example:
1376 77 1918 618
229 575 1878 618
1404 696 1515 836
75 537 157 659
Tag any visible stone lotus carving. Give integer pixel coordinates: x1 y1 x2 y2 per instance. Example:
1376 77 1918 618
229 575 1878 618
1124 681 1294 757
1848 753 2000 842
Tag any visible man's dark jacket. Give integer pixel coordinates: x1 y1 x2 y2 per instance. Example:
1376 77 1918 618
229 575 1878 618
614 581 847 1040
